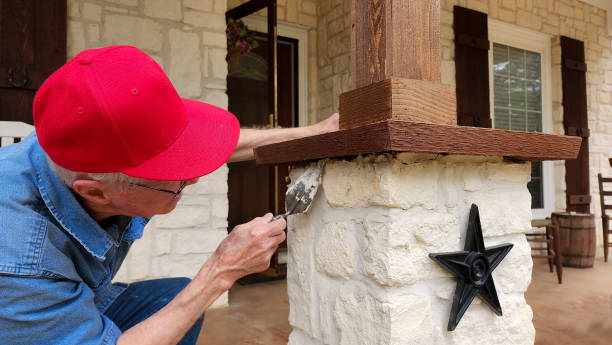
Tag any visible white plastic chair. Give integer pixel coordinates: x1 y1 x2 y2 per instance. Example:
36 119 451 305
0 121 34 147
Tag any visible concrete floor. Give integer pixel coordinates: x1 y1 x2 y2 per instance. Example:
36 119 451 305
197 250 612 345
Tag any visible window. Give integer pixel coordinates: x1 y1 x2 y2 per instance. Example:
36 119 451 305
488 20 553 218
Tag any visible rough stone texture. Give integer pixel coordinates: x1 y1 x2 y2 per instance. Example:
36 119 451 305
67 0 231 308
287 154 535 344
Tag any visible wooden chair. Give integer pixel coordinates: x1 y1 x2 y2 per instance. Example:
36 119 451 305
597 173 612 262
0 121 34 148
527 218 562 284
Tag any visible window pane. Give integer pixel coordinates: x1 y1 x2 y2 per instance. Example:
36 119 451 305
494 107 510 129
494 75 509 107
492 42 544 210
510 109 526 131
526 81 541 111
528 162 544 209
527 111 542 132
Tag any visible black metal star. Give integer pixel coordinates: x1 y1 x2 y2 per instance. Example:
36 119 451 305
429 204 513 331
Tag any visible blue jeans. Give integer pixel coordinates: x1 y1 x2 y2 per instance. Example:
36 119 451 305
104 278 204 345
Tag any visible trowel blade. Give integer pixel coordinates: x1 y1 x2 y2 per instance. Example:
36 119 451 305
283 163 323 217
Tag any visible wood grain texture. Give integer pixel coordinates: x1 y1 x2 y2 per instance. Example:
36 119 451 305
351 0 440 89
339 77 456 129
255 121 390 165
254 120 582 165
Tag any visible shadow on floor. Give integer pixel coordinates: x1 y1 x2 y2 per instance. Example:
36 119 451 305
197 250 612 345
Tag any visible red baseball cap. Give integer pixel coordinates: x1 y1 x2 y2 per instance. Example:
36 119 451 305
33 45 240 181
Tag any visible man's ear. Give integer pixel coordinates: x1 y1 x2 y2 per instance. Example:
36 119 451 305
71 180 112 205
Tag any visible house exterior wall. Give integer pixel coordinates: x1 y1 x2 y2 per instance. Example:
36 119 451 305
67 0 231 308
228 0 320 124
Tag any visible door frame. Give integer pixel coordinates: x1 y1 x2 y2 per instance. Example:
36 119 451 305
242 16 309 127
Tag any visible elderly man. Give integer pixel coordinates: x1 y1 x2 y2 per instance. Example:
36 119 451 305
0 45 338 345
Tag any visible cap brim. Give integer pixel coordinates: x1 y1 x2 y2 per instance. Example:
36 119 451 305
122 99 240 180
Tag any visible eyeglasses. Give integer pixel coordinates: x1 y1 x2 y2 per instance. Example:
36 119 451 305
128 180 188 199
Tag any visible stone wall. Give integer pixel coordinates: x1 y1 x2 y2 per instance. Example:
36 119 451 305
287 153 535 344
439 0 612 242
67 0 231 308
316 0 350 121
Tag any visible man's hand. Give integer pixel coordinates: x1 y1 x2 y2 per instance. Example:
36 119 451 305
211 213 286 288
229 113 340 162
310 112 339 136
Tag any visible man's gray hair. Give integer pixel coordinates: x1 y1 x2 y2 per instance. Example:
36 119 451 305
46 154 144 190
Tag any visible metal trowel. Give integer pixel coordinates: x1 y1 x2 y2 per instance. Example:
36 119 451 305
273 162 324 220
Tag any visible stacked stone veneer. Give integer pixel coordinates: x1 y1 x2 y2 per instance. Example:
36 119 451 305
67 0 231 307
287 153 535 344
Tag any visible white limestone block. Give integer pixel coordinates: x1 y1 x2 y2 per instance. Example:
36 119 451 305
168 29 201 98
153 229 173 255
315 221 356 279
183 0 214 12
184 10 226 29
82 3 102 22
389 295 434 344
154 205 211 229
287 216 316 335
144 0 182 21
152 253 210 278
103 0 138 6
186 165 228 194
174 228 227 254
68 21 86 58
202 31 227 48
334 291 389 345
103 15 164 52
211 197 229 219
208 48 229 79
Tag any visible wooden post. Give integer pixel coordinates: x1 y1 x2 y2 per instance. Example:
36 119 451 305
340 0 456 129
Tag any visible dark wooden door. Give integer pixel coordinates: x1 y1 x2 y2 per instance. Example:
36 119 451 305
0 0 66 124
227 34 297 277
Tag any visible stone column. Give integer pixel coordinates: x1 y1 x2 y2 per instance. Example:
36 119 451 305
286 153 535 345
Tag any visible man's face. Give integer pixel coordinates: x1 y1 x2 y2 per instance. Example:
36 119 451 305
106 178 200 218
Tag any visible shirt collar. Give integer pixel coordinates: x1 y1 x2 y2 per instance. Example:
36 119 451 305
31 135 117 260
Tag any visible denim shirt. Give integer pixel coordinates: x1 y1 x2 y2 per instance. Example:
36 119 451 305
0 133 150 345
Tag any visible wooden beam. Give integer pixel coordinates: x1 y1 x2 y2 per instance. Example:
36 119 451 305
350 0 441 89
339 77 456 129
254 120 582 165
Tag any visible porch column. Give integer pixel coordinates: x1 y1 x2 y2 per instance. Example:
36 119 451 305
285 154 535 344
254 0 581 343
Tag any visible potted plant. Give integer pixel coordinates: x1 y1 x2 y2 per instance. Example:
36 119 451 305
226 18 259 69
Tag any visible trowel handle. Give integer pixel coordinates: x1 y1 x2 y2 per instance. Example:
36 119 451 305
272 213 287 221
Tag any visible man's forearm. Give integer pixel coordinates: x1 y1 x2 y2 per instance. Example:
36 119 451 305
228 113 339 163
116 256 228 345
229 126 317 162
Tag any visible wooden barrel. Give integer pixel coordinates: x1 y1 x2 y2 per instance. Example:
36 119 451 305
551 212 596 268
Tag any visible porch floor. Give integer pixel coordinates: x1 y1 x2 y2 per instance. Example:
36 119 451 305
197 249 612 345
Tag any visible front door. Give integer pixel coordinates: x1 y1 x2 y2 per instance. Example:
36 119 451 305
0 1 66 124
227 33 298 281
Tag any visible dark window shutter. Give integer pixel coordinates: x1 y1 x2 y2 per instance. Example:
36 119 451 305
453 6 491 128
561 36 590 213
0 0 66 124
